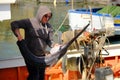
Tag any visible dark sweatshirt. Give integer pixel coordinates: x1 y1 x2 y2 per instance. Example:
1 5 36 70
11 6 54 57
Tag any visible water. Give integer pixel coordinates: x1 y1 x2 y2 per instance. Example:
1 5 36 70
0 1 105 60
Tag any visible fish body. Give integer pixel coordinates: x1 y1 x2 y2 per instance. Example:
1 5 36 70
17 23 90 66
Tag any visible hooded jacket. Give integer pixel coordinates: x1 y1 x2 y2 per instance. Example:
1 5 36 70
11 6 54 56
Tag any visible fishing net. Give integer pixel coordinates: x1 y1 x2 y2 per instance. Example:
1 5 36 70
97 5 120 17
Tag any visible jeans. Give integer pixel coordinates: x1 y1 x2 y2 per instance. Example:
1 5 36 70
17 40 46 80
25 60 45 80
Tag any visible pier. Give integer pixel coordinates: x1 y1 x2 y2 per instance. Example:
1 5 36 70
37 0 83 3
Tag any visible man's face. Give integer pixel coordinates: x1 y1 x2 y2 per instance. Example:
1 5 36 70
41 13 52 23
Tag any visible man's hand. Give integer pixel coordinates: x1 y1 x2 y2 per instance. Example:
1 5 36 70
17 35 23 41
15 29 23 41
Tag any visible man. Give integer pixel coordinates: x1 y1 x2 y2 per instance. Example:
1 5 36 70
11 6 55 80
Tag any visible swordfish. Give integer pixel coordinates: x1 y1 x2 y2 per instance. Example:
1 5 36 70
17 22 90 66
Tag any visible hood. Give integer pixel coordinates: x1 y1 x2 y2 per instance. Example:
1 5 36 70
36 6 52 22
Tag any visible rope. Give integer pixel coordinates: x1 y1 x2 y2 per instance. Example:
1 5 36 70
53 13 68 36
53 0 74 36
86 34 107 80
88 6 93 31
